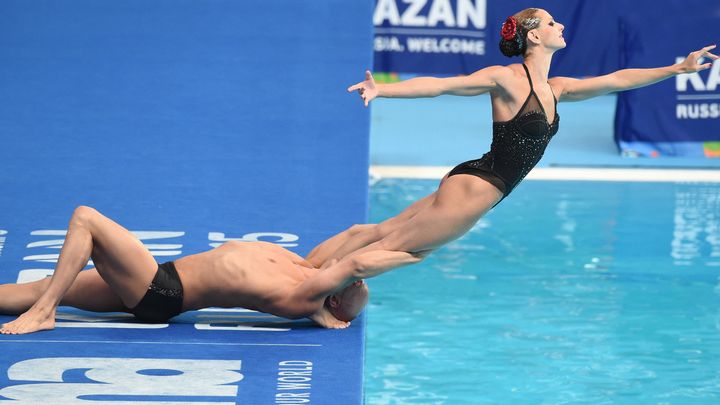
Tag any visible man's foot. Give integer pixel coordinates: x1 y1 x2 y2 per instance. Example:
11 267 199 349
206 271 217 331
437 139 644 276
0 307 56 335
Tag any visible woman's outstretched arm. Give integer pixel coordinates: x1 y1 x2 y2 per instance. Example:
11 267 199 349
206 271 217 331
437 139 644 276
550 44 718 102
348 65 514 106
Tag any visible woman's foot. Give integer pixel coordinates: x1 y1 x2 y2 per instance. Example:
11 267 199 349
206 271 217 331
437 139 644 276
0 306 56 335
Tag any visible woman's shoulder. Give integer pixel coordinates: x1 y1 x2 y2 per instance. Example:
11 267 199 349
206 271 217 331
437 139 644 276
474 64 525 89
467 64 517 83
547 76 573 95
468 64 515 74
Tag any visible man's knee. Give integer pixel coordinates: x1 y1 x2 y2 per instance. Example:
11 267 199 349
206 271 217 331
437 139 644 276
71 205 100 227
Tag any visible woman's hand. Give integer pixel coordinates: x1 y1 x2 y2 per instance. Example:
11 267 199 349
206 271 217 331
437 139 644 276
347 70 378 107
677 45 718 73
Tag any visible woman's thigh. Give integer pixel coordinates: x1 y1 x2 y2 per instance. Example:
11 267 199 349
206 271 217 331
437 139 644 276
375 174 451 234
374 188 440 238
375 175 502 252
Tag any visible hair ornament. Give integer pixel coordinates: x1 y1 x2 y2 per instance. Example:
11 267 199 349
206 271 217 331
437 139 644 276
500 16 517 41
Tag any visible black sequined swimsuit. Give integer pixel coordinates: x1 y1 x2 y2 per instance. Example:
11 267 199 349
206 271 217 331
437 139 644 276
447 64 559 200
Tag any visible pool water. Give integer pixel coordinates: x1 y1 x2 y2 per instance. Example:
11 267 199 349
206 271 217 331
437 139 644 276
363 179 720 404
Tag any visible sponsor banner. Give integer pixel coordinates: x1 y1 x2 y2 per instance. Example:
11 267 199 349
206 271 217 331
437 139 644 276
373 0 621 77
615 4 720 157
373 0 489 74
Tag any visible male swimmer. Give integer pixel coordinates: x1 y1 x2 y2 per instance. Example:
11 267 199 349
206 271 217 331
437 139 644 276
0 206 422 334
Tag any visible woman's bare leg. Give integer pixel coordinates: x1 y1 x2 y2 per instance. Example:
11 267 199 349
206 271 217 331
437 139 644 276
348 175 502 257
0 206 158 334
306 191 439 267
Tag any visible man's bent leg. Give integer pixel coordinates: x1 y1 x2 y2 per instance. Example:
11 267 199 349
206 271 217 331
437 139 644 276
1 206 156 334
61 270 128 313
0 271 127 315
0 279 51 315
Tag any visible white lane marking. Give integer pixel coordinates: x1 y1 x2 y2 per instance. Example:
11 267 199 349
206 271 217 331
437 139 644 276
676 94 720 100
0 339 322 347
198 307 257 312
370 165 720 182
53 322 167 329
374 27 486 38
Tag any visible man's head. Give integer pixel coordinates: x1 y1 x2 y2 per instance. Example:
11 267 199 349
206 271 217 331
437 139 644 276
324 280 370 321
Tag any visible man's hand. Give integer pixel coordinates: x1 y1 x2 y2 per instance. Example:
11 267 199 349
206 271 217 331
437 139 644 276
320 258 338 270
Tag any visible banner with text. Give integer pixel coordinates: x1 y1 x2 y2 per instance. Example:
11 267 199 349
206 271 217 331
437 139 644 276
614 3 720 157
372 0 621 77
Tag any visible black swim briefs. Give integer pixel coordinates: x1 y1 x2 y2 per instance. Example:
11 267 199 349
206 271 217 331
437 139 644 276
130 261 184 323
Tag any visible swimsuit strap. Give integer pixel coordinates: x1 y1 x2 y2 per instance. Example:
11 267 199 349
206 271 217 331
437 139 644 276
521 63 534 90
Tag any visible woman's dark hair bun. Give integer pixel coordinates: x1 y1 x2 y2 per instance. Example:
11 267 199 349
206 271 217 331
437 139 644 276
499 26 527 58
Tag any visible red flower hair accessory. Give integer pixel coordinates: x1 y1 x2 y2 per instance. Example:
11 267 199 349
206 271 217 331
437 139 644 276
501 16 517 41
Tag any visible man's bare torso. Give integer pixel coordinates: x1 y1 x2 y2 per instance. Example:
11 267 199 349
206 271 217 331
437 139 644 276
174 241 321 318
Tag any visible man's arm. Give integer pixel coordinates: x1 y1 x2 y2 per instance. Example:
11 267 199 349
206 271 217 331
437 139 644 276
295 250 424 302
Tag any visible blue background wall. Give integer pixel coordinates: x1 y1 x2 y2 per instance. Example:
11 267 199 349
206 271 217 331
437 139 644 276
0 1 373 404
